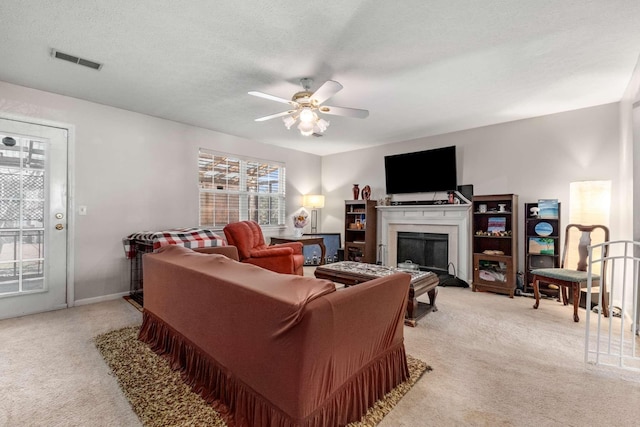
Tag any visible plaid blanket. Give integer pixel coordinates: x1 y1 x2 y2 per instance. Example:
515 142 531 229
123 227 226 259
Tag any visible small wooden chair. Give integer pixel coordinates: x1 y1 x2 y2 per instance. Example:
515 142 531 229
532 224 609 322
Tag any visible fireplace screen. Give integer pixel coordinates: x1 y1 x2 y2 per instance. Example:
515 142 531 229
397 232 448 273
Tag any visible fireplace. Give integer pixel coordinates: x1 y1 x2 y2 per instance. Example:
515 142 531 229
397 232 449 273
377 202 471 282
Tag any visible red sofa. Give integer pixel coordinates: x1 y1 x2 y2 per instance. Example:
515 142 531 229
223 220 304 275
139 245 411 427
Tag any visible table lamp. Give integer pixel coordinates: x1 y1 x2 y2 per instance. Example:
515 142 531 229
303 194 325 234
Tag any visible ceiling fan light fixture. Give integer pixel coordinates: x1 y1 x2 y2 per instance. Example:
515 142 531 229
283 115 296 129
249 78 368 137
298 121 315 136
299 107 314 123
315 118 329 133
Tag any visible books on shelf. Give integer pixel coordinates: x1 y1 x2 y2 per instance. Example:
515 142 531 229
538 199 559 219
487 217 506 232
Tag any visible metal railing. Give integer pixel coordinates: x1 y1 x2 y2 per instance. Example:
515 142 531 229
585 240 640 371
0 228 45 282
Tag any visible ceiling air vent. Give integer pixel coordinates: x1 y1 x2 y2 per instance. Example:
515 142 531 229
51 49 103 70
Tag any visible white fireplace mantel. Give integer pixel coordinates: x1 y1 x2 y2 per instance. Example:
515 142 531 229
377 203 472 282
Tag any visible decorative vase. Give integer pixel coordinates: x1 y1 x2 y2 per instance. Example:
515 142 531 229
361 185 371 200
292 208 309 237
352 184 360 200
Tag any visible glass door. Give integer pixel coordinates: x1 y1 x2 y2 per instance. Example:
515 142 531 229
0 118 68 319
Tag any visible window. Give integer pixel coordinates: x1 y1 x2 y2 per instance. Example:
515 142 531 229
0 137 46 293
198 149 286 228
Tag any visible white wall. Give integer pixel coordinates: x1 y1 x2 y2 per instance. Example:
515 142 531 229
0 81 322 301
0 79 632 306
621 55 640 328
321 103 632 277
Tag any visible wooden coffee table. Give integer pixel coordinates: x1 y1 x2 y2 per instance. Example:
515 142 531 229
314 261 439 327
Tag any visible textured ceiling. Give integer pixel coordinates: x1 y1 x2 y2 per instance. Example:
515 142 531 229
1 1 640 156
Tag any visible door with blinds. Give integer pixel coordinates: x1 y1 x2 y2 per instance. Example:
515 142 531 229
0 118 68 319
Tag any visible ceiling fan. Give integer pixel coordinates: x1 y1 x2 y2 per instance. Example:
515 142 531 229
248 78 369 136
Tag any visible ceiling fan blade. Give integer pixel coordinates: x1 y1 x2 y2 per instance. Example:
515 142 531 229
255 110 296 122
318 105 369 119
248 91 295 106
311 80 343 105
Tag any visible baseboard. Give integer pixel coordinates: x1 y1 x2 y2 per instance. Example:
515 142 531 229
74 291 130 307
0 303 67 321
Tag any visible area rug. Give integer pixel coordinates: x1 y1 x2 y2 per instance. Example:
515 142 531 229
95 326 431 427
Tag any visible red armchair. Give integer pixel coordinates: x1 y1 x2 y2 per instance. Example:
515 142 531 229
223 221 304 275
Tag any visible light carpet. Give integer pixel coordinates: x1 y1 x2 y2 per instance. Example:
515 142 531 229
95 326 431 427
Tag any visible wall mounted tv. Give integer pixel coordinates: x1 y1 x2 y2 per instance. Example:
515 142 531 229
384 145 457 194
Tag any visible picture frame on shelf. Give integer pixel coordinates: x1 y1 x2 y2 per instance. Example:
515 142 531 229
538 199 559 219
528 237 555 255
534 221 554 236
487 217 506 233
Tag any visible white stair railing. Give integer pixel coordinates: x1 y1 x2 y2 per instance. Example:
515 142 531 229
585 240 640 370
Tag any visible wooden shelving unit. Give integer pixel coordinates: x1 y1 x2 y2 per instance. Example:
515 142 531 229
471 194 518 298
344 200 377 264
524 202 561 296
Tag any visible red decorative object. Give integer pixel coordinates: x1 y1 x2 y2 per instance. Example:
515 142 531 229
352 184 360 200
362 185 371 200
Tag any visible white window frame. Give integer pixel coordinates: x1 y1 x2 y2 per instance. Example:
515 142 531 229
198 149 286 228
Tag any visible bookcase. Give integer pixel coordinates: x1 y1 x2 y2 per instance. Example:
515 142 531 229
344 200 377 263
471 194 518 298
524 201 561 295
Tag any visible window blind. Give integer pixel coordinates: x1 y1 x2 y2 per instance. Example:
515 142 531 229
198 149 286 228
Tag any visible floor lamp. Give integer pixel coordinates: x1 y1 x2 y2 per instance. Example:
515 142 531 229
303 194 325 234
568 180 611 265
568 180 611 309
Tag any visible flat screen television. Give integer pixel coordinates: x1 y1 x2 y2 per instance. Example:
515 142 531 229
384 145 457 194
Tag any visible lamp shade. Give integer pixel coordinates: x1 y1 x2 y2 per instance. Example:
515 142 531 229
569 180 611 226
567 180 611 268
303 194 325 208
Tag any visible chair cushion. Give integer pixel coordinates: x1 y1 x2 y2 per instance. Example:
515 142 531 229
531 268 600 284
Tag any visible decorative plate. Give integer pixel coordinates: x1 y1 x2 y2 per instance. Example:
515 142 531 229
534 221 553 236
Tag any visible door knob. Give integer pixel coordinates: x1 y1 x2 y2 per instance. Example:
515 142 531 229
55 224 64 230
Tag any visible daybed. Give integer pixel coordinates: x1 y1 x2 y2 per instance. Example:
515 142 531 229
139 245 411 427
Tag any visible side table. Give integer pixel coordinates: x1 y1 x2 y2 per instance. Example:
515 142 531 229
270 236 327 265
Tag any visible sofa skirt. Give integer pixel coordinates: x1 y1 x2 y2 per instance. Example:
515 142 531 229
138 310 410 427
